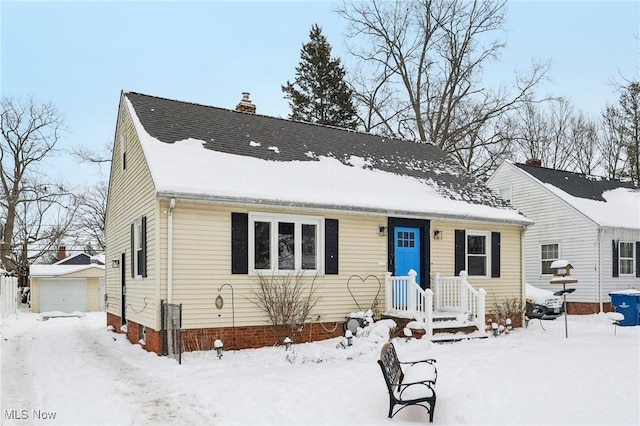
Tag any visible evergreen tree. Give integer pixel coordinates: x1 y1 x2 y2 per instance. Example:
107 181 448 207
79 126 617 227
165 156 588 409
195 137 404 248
282 24 357 129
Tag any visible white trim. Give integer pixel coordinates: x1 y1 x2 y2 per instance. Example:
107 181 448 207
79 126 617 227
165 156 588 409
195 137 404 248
539 241 561 276
120 127 127 172
465 230 491 278
248 212 324 276
619 240 635 276
133 218 143 278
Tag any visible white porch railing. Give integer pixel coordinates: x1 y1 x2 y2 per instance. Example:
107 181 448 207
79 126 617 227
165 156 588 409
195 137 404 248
385 270 434 338
1 274 19 321
384 270 486 338
434 271 486 332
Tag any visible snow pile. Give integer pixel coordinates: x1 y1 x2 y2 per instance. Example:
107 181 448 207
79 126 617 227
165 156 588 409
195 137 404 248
1 309 638 425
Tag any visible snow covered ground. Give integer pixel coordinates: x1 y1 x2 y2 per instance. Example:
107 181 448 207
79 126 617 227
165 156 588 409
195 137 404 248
1 308 638 425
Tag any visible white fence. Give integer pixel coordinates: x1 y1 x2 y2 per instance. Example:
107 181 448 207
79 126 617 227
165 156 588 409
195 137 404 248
1 275 19 320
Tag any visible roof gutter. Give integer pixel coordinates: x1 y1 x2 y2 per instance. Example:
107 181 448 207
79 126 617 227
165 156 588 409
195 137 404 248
155 191 533 227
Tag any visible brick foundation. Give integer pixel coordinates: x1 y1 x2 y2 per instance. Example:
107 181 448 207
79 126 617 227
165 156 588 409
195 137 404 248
106 314 162 355
180 322 344 352
566 302 614 315
106 314 343 355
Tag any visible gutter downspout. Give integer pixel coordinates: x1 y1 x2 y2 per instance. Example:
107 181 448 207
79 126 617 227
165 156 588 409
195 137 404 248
597 227 603 313
521 224 529 326
168 198 175 304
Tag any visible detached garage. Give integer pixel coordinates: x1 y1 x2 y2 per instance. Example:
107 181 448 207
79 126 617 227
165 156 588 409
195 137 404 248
30 258 105 314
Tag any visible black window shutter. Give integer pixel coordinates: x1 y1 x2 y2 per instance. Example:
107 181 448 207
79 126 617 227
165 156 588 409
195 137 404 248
141 216 147 277
231 213 248 274
636 242 640 277
325 219 339 274
454 229 465 276
130 223 135 278
612 240 619 278
491 232 501 278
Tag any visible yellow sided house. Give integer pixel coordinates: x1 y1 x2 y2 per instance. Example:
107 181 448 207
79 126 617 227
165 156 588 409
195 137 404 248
105 91 532 356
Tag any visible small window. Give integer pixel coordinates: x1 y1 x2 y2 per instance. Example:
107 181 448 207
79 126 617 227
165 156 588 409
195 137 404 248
541 243 560 275
467 232 488 277
249 213 322 274
133 218 144 277
499 187 512 203
619 242 634 275
120 129 127 171
397 231 415 248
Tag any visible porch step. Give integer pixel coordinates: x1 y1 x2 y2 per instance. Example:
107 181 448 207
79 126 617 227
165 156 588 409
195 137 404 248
430 330 490 343
383 312 489 342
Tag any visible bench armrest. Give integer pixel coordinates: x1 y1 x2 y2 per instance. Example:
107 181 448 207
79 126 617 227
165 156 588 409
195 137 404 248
400 359 436 366
401 360 438 384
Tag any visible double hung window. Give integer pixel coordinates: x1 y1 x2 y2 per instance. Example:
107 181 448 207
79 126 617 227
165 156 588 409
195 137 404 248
541 243 560 275
619 241 634 275
466 232 489 277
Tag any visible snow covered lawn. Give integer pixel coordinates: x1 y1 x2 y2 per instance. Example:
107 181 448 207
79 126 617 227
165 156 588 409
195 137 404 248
1 309 638 425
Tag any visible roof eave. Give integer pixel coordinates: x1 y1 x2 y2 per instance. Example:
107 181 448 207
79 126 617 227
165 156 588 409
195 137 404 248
156 191 532 226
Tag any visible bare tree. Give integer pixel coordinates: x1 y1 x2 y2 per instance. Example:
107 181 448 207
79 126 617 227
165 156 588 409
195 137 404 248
570 112 600 175
600 106 628 179
72 140 112 169
73 181 107 251
0 97 77 285
338 0 550 176
618 81 640 184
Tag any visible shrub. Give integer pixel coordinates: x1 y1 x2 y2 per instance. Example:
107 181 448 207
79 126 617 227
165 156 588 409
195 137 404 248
249 270 320 345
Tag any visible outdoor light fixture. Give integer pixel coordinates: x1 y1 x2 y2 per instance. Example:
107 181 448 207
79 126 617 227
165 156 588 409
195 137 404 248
379 226 388 237
214 339 224 359
403 328 412 342
506 318 513 332
433 230 443 240
492 322 499 337
111 259 120 268
284 337 292 351
345 330 353 346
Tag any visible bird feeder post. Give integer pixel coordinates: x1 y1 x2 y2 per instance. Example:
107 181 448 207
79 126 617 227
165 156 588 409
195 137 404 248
549 260 578 339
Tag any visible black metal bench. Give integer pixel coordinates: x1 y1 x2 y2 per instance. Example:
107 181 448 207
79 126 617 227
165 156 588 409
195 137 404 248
377 342 438 422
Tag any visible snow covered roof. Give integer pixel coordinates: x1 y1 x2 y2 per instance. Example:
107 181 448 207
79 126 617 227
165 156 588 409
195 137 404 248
123 92 531 224
514 163 640 229
54 252 104 266
30 263 105 277
516 163 636 201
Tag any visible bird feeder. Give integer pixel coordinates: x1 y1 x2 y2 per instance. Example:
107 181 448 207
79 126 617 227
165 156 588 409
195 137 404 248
549 260 578 285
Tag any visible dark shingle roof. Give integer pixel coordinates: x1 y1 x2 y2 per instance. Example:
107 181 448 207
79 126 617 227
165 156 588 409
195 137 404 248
515 163 636 201
125 91 509 208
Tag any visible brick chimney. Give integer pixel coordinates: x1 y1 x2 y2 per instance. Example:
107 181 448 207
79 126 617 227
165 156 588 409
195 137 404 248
235 92 256 114
525 158 542 167
58 245 66 260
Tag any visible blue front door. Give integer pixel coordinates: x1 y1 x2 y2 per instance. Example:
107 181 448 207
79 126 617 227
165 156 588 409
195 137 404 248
394 227 421 305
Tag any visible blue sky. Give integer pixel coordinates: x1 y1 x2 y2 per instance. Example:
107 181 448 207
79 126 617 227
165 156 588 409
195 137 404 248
2 1 639 188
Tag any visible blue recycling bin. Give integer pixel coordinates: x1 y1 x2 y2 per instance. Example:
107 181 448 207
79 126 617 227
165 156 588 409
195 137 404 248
609 290 640 326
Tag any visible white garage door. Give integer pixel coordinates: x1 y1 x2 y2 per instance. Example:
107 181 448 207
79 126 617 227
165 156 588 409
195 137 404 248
39 278 87 313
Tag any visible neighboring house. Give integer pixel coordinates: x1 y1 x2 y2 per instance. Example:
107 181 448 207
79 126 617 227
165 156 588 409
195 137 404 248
30 248 106 313
105 91 532 355
487 160 640 314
